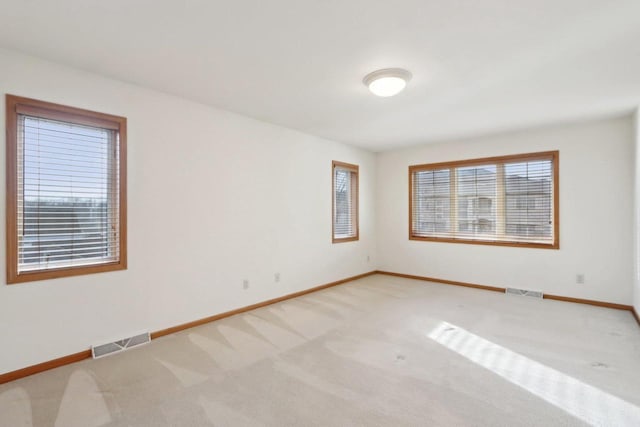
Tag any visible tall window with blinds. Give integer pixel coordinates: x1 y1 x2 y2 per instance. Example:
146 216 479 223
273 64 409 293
409 151 558 249
6 95 127 283
332 161 359 243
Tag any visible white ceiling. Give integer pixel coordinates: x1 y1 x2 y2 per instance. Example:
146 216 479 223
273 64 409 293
1 0 639 151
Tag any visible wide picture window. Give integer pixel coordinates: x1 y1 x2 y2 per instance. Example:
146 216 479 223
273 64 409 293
6 95 127 283
409 151 558 248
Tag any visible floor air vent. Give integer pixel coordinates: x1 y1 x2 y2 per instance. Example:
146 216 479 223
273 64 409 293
505 288 543 299
91 332 150 359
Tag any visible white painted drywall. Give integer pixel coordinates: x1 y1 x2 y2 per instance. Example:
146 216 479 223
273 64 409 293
376 117 634 305
634 109 640 314
0 48 376 374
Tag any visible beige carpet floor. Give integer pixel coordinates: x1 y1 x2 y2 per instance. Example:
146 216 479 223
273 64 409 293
1 274 640 426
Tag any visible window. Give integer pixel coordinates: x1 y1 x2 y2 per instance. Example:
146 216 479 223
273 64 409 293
409 151 558 248
332 161 359 242
6 95 127 283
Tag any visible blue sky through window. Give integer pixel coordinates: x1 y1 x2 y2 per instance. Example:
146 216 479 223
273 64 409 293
23 116 112 202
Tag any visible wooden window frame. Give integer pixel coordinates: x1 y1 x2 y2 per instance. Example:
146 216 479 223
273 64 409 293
332 161 359 243
409 151 559 249
6 94 127 284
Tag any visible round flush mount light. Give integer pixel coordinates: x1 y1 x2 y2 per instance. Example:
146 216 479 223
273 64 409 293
363 68 412 97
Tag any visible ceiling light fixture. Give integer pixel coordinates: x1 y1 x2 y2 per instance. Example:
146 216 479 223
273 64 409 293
363 68 412 97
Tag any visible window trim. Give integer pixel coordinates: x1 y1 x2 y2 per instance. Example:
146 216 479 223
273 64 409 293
408 151 559 249
6 94 127 284
332 160 359 243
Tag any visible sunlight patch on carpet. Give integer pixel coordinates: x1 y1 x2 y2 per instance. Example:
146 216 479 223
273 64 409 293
427 321 640 427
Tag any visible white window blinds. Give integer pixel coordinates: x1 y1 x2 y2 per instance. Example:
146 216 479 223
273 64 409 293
410 152 558 248
16 115 121 272
333 161 359 242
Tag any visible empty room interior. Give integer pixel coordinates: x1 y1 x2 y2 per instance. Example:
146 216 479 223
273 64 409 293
1 1 640 426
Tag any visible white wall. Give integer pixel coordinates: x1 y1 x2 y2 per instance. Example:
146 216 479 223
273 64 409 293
376 117 634 305
634 109 640 313
0 48 376 374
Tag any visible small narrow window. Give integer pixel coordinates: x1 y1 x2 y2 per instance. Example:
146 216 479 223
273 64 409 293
332 161 359 243
6 95 127 283
409 151 558 249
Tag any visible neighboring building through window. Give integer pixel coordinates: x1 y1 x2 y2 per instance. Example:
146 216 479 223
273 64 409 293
409 151 558 248
6 95 127 283
332 161 359 243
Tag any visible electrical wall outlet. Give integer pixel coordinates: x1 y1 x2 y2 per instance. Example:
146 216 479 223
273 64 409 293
243 279 249 289
274 273 280 282
576 274 585 284
367 255 370 262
